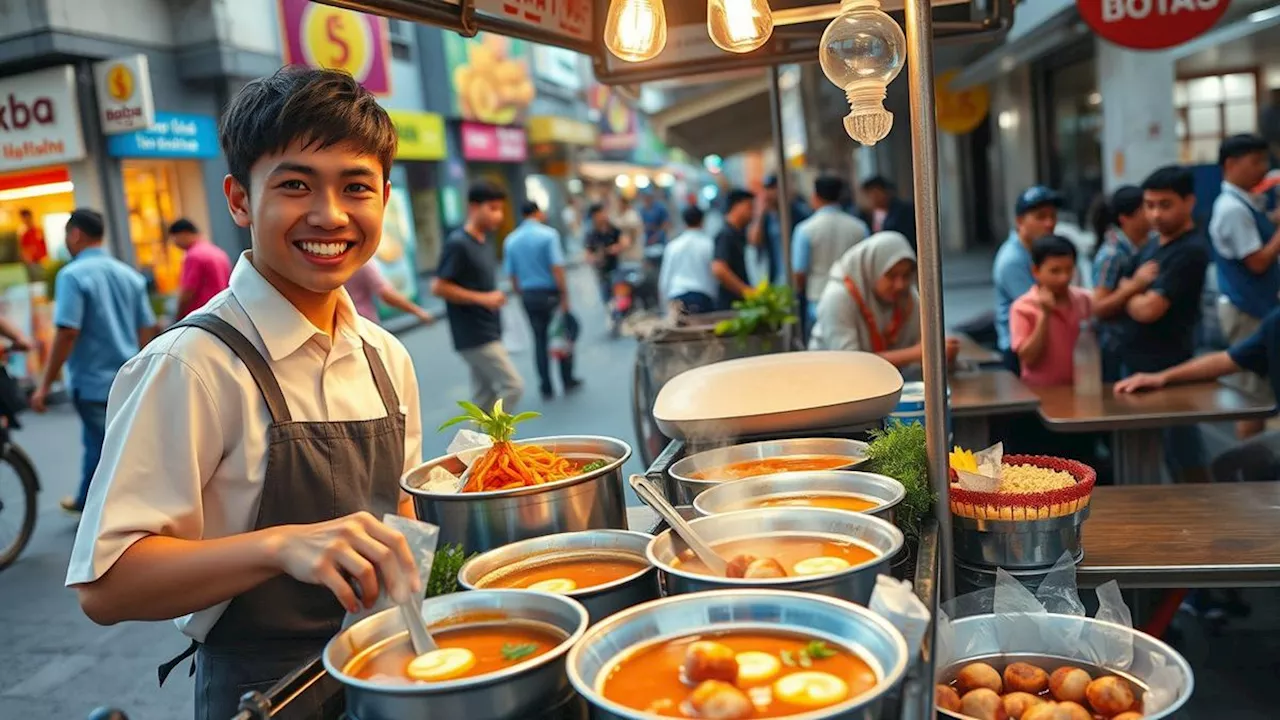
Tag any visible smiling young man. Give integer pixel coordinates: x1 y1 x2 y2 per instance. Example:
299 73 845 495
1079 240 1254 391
65 68 423 719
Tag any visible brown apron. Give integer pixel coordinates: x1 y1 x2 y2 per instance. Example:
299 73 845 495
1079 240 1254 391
154 314 404 720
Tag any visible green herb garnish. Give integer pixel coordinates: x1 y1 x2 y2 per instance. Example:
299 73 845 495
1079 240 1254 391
714 281 798 342
426 543 475 598
803 641 837 660
580 459 609 473
866 421 934 542
439 399 540 443
501 642 539 662
779 650 797 667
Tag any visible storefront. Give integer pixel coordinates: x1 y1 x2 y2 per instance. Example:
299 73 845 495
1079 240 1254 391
457 121 530 241
527 114 597 239
384 109 446 297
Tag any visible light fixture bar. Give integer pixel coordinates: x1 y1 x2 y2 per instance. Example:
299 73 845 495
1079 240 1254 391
773 0 968 25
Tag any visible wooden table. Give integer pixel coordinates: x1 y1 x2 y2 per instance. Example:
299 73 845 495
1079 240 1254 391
1079 483 1280 588
953 333 1002 368
948 369 1042 449
1032 382 1275 484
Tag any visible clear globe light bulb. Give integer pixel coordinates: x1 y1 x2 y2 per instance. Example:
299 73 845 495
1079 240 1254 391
605 0 668 63
707 0 774 54
818 0 906 145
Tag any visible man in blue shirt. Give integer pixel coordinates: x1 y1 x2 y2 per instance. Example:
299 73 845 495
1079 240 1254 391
504 201 580 400
31 209 158 513
639 192 671 249
994 186 1061 373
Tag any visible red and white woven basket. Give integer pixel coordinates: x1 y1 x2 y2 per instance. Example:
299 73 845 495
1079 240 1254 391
949 454 1097 521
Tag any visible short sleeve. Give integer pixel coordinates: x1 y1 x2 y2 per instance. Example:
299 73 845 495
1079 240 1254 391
53 269 85 330
1210 199 1263 260
501 240 513 278
547 231 566 267
792 224 812 273
714 231 734 264
1009 297 1038 353
436 241 465 282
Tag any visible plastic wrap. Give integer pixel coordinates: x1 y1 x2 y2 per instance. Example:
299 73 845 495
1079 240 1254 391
343 514 440 628
412 430 494 493
868 575 931 659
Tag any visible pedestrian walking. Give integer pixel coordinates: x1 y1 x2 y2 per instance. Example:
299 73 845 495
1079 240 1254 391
712 188 759 309
856 176 917 248
658 206 717 314
639 191 672 249
792 175 869 326
18 207 48 274
585 203 625 307
64 68 423 720
1090 186 1152 382
433 181 524 410
993 185 1062 374
169 219 232 321
504 201 581 400
30 208 158 513
344 261 435 325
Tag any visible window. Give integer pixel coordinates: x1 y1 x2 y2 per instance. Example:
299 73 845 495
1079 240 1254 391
1176 71 1259 164
390 19 413 61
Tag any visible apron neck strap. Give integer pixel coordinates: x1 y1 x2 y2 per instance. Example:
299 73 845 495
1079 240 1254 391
360 342 400 415
165 314 293 424
842 275 907 353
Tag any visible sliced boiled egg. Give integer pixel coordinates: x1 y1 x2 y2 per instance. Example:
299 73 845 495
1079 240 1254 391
735 651 782 685
792 556 852 576
773 671 850 708
406 647 477 682
528 578 578 593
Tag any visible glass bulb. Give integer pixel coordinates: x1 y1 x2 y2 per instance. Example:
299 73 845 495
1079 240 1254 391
707 0 774 54
605 0 668 63
818 0 906 145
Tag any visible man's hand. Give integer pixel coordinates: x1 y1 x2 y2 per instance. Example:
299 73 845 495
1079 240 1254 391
480 290 506 311
1115 372 1166 394
269 511 419 613
1134 261 1159 288
8 336 31 353
414 308 435 325
30 384 49 413
560 297 571 314
1036 286 1057 312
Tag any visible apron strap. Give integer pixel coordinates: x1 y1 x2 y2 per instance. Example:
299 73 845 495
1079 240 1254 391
166 315 293 424
360 341 400 416
157 638 199 686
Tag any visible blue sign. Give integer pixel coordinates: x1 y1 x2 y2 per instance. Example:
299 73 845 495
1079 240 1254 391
106 112 219 159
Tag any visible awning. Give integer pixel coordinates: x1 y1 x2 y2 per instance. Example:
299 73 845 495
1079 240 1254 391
649 74 773 159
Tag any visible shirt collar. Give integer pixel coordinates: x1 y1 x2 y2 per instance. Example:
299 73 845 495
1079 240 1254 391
815 204 841 215
1222 180 1261 207
228 253 364 362
74 246 106 261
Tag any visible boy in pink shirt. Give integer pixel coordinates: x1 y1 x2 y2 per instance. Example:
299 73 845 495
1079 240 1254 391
170 219 232 320
1010 235 1092 386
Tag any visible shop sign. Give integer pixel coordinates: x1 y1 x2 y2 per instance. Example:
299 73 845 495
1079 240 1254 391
386 110 447 161
460 122 528 162
1078 0 1230 50
279 0 391 95
588 85 637 152
935 69 990 135
105 112 219 159
93 54 156 135
434 0 593 43
532 45 584 90
527 115 597 146
0 66 85 173
443 32 535 125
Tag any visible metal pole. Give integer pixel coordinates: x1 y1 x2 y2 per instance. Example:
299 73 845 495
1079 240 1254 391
768 66 795 291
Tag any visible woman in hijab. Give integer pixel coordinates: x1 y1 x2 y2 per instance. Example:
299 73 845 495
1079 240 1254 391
809 231 957 369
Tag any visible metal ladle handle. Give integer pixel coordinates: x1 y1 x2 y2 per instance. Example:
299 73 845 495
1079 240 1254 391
629 474 728 577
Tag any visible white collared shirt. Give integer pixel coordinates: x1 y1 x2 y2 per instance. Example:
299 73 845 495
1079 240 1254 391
66 254 423 641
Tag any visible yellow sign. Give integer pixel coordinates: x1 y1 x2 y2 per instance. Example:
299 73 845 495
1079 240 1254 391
935 70 990 136
281 0 391 94
527 116 598 147
387 110 447 161
106 65 134 102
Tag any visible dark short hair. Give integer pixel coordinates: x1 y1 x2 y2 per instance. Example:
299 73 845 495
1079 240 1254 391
520 200 541 217
1111 185 1144 218
1031 234 1078 267
726 188 755 211
67 208 105 239
1219 134 1269 166
861 176 893 192
682 206 705 227
18 208 32 218
763 174 779 189
168 218 199 235
814 175 844 203
468 180 506 205
587 203 606 218
1142 165 1195 197
219 66 397 191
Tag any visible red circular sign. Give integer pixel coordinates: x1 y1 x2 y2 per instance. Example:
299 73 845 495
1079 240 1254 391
1077 0 1230 50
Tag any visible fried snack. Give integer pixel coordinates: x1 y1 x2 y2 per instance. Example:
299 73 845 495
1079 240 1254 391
1002 691 1045 719
1048 666 1091 703
688 680 754 720
1004 662 1050 694
1020 703 1058 720
1086 676 1136 716
1053 701 1093 720
682 641 738 684
960 688 1008 720
956 662 1003 695
935 684 963 712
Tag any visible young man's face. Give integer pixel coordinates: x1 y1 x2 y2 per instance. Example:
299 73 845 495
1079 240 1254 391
1016 206 1057 244
727 199 753 227
592 210 608 229
1227 150 1270 190
1033 256 1075 295
470 200 505 233
1143 190 1194 237
225 141 387 295
1117 209 1151 244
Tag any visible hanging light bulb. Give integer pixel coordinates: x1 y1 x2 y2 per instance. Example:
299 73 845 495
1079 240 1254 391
605 0 668 63
818 0 906 146
707 0 774 54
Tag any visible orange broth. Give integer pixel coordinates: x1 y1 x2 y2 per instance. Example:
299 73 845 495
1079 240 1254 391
752 492 880 512
478 551 648 591
343 621 564 685
672 536 879 578
689 455 857 481
600 631 879 717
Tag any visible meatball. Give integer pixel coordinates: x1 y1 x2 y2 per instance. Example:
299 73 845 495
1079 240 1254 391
1048 666 1092 704
1086 676 1136 716
1053 701 1093 720
955 662 1003 695
960 688 1008 720
687 680 754 720
1112 713 1144 720
743 557 788 578
1002 691 1045 719
1004 662 1050 694
682 641 739 684
935 684 963 712
1020 703 1058 720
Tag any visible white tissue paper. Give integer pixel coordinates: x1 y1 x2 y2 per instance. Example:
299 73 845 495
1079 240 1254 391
955 442 1003 492
415 430 495 493
868 575 931 659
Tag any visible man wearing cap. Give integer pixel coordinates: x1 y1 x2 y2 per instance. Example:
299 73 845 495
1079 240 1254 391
993 186 1062 372
1209 134 1280 440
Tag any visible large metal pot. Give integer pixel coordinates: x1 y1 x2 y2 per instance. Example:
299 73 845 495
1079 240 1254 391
692 470 905 524
402 436 631 553
567 589 909 720
666 437 870 505
951 507 1090 570
646 507 903 605
458 530 661 624
323 589 589 720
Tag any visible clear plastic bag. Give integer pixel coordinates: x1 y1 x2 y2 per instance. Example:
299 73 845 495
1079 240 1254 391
342 514 440 628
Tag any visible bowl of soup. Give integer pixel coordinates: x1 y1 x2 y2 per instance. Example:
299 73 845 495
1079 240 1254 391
693 471 906 524
324 589 589 720
667 438 870 505
459 530 661 624
646 507 903 605
567 589 909 719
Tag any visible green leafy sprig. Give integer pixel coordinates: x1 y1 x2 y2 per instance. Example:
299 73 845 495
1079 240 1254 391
426 543 474 598
501 643 539 662
714 281 799 340
866 421 934 542
438 399 539 443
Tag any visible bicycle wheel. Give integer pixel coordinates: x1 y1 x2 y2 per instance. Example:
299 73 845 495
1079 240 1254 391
0 443 38 572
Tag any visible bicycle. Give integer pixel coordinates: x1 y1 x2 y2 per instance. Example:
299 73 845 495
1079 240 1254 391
0 358 40 572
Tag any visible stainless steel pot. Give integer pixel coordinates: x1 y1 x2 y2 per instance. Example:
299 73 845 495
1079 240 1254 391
323 589 589 720
951 506 1090 569
646 507 903 605
937 613 1194 719
666 438 870 505
567 589 909 720
457 530 660 625
692 470 905 525
402 436 631 553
